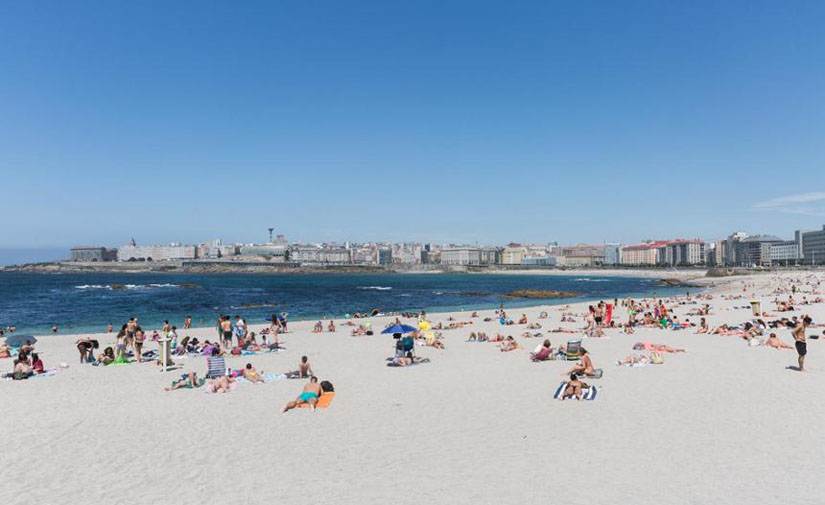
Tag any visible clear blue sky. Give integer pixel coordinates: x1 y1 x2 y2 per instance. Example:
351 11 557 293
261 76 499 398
2 0 824 253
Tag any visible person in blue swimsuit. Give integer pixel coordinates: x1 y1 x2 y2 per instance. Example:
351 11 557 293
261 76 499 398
282 376 322 412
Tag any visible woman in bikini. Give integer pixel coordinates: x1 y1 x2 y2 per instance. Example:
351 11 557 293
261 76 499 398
559 373 587 401
134 329 146 363
565 348 595 376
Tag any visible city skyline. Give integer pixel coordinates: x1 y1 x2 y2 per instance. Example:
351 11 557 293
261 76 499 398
3 2 825 250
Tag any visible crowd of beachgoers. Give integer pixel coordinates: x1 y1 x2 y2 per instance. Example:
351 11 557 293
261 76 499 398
2 272 824 405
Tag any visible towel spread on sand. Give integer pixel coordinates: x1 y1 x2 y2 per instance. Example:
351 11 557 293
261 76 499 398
553 381 598 401
297 392 335 409
237 372 286 383
31 369 58 378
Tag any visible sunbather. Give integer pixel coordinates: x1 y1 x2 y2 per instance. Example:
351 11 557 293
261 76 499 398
530 340 553 361
392 355 430 366
616 354 651 366
165 371 205 391
286 355 314 378
565 348 595 376
207 375 236 393
282 376 323 411
559 373 587 401
242 363 265 383
765 332 793 350
97 347 115 365
499 336 520 352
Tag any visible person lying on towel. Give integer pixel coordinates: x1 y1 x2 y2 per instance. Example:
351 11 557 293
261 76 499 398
559 373 588 401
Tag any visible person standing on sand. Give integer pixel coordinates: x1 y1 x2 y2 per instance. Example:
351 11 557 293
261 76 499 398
221 316 233 349
594 302 604 328
234 315 247 345
792 316 812 372
126 317 137 351
184 315 192 329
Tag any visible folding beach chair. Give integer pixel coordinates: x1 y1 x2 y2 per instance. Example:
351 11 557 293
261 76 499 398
565 340 582 361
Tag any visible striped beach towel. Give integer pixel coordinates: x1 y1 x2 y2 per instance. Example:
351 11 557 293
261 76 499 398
553 381 598 401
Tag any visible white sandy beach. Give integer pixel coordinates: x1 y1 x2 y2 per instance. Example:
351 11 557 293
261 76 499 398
3 272 825 505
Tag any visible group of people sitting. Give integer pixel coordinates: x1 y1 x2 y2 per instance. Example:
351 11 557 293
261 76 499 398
2 346 45 380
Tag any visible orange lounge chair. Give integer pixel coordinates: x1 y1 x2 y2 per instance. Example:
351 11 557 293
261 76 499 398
297 392 336 409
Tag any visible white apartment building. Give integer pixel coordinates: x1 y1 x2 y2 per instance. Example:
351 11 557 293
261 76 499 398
118 242 197 261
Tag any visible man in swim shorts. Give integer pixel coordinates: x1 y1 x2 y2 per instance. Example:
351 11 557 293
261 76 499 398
282 376 322 412
792 316 812 372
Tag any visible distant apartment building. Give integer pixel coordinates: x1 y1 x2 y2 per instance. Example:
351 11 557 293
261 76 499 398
420 243 432 264
502 244 526 265
350 245 377 264
290 246 352 264
603 243 622 265
724 232 749 266
198 240 239 259
734 235 783 266
660 240 705 266
560 245 605 267
769 241 800 264
117 240 197 261
70 246 117 262
712 239 726 266
795 225 825 264
620 244 659 265
620 239 704 266
378 248 393 265
440 246 501 266
239 244 288 261
521 256 557 266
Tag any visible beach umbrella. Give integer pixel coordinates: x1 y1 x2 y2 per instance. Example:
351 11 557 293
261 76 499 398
5 334 36 347
418 320 431 331
381 324 418 335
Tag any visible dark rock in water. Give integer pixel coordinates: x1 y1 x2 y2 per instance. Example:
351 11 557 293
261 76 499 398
659 278 701 288
460 291 491 297
178 283 201 290
504 289 581 299
110 284 127 290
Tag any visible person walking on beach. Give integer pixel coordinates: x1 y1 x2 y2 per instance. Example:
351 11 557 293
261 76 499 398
792 316 812 372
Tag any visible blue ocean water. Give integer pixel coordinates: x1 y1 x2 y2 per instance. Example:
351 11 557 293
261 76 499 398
0 272 687 335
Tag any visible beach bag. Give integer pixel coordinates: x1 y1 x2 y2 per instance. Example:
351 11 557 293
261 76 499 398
650 352 664 365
